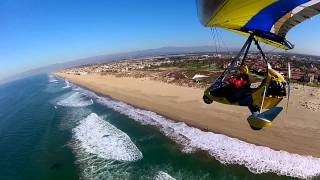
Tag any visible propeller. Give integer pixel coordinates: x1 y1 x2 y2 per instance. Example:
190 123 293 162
286 62 291 113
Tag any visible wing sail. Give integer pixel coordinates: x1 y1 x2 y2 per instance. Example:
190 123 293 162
197 0 320 50
275 1 320 37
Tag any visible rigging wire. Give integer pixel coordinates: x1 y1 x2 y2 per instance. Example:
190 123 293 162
266 47 278 54
214 28 221 53
216 28 231 54
210 27 222 68
210 28 218 55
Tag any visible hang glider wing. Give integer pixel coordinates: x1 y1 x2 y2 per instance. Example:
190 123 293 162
197 0 320 50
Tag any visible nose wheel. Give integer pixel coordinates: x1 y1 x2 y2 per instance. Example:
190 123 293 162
250 126 262 131
203 95 213 104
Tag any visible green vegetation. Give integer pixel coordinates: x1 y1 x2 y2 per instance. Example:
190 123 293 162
177 63 210 70
306 82 320 87
288 80 320 87
145 60 223 72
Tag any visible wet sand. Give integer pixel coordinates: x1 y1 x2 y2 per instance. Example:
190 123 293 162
56 72 320 157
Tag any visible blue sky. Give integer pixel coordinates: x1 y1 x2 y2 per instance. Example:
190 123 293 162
1 0 320 80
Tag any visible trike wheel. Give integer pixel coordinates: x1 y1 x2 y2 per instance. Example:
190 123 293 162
203 95 213 104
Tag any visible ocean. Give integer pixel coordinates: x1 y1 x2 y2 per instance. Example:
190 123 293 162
0 74 317 180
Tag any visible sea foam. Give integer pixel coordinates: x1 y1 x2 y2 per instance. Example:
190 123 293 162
57 92 93 107
62 80 71 89
76 86 320 179
73 113 143 161
71 113 142 179
154 171 176 180
48 75 58 83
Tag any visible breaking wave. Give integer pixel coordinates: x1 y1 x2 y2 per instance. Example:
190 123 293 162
71 113 143 179
48 75 58 83
76 86 320 179
62 80 71 89
57 92 93 107
72 113 143 161
44 75 63 93
154 171 176 180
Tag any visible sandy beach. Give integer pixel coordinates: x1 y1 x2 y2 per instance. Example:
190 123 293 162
56 72 320 157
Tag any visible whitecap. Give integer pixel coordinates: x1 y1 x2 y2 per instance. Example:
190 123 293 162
154 171 176 180
72 113 143 161
57 92 93 107
59 108 92 131
70 113 143 179
48 75 58 83
62 80 71 89
76 86 320 179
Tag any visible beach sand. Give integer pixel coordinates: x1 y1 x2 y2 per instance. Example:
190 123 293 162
56 72 320 157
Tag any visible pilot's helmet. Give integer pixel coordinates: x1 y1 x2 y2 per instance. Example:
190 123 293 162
240 65 249 74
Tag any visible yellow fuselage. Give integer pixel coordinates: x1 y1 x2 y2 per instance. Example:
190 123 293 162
204 68 287 129
204 68 286 109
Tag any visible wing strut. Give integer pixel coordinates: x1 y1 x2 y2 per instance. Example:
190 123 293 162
253 38 269 74
211 34 271 88
220 34 253 83
240 36 253 66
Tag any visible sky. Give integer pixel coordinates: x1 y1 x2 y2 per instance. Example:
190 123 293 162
1 0 320 80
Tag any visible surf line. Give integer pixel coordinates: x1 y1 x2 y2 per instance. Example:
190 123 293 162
68 82 320 179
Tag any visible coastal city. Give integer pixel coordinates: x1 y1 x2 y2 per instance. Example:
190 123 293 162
61 52 320 88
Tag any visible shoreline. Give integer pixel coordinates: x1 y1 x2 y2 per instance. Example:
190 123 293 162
64 79 278 151
55 72 320 157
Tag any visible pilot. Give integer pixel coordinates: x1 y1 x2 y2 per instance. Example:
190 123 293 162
230 65 259 114
225 65 251 102
228 65 250 88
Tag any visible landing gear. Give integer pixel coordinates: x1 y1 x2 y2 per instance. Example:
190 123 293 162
250 126 262 131
203 95 213 104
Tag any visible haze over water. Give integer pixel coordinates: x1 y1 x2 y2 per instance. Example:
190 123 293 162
0 74 311 180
